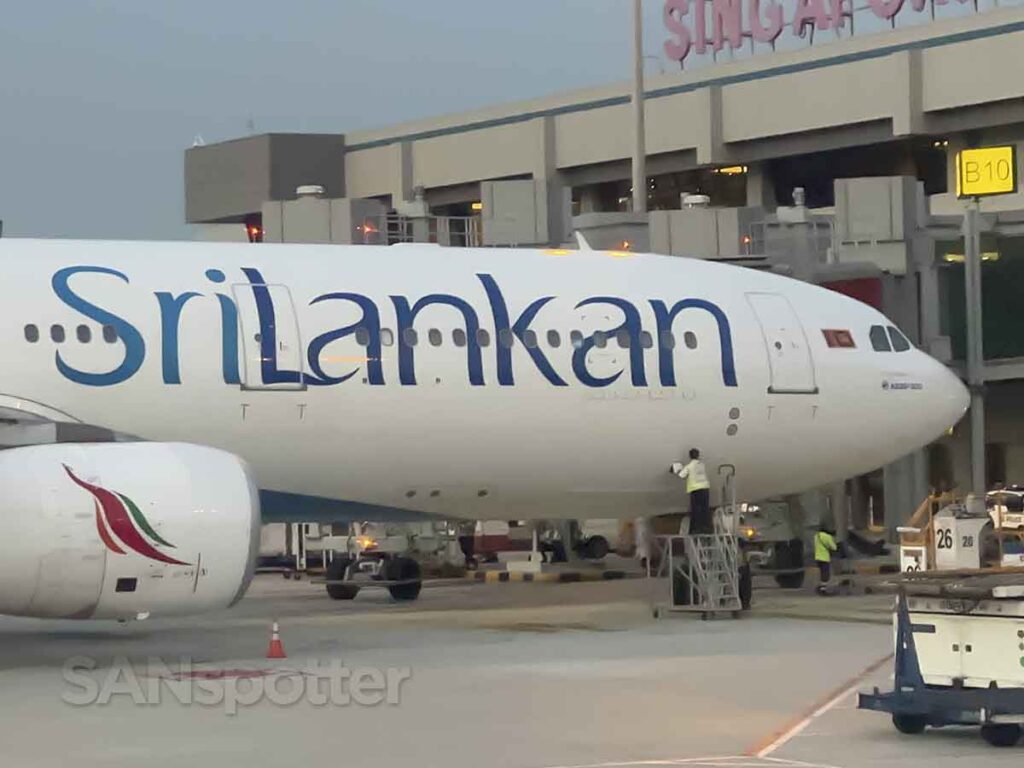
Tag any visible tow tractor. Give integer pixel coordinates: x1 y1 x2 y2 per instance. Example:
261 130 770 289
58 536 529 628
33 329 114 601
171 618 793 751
260 521 459 602
860 573 1024 747
726 499 807 589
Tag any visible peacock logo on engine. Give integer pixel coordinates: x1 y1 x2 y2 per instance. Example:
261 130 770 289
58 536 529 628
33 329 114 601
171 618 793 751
64 465 190 566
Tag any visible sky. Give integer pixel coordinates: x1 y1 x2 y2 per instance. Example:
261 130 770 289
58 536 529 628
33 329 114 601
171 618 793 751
0 1 669 240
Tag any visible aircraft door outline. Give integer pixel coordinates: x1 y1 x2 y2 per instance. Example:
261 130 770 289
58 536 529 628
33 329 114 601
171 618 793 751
231 282 307 392
744 292 818 395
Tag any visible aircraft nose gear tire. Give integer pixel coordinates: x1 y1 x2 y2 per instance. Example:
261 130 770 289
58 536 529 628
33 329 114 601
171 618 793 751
385 556 423 601
325 557 360 600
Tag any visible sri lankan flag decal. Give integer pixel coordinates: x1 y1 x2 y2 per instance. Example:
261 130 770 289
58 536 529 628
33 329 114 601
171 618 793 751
64 465 190 566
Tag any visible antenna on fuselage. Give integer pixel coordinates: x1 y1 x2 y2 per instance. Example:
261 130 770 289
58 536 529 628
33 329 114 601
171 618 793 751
575 231 594 251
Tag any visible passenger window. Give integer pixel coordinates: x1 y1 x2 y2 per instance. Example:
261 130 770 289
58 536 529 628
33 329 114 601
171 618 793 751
77 325 91 343
476 329 491 347
402 328 418 347
660 330 676 350
547 330 561 348
888 326 911 352
24 324 39 343
498 329 515 349
570 331 584 349
593 332 607 349
380 328 394 347
428 329 442 347
616 330 631 349
102 325 118 344
640 331 653 349
452 328 467 348
355 327 370 346
684 331 698 350
869 325 892 352
522 330 538 349
51 325 65 343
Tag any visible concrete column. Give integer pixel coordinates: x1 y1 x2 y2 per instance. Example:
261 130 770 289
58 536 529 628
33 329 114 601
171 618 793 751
891 49 924 137
849 475 870 531
532 116 571 246
830 482 848 542
576 187 603 215
695 86 724 167
917 248 942 352
883 450 929 541
746 163 776 209
398 141 415 205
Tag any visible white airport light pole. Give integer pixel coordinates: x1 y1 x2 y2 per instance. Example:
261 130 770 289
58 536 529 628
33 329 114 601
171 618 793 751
631 0 647 215
955 144 1016 497
962 198 986 496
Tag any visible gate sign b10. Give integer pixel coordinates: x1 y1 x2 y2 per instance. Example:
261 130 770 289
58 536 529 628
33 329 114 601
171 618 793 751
957 146 1018 199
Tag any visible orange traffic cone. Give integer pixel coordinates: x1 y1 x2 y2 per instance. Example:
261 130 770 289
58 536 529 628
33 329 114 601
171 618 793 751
266 620 286 659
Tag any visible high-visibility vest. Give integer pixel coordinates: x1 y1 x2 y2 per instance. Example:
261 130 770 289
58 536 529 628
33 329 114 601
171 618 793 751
814 531 838 562
677 459 710 494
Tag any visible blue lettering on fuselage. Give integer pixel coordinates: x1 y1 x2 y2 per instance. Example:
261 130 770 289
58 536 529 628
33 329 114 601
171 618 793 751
572 297 648 388
241 268 303 386
391 293 484 386
306 292 385 386
51 266 146 386
478 274 566 387
48 266 739 391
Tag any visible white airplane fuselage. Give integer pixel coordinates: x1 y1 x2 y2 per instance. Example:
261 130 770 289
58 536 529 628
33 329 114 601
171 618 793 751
0 239 968 522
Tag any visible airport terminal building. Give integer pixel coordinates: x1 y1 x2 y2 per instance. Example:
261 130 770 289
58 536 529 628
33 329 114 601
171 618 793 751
186 4 1024 533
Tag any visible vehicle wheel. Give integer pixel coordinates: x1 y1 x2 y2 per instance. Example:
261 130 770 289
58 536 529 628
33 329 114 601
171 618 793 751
773 540 806 589
325 557 360 601
386 556 423 601
892 715 927 735
585 536 610 560
981 724 1021 747
775 572 806 589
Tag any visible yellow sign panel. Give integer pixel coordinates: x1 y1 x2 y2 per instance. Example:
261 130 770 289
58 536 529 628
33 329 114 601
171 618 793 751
956 146 1018 198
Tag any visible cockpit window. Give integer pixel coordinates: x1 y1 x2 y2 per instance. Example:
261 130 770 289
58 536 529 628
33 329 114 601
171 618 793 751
869 325 891 352
888 326 911 352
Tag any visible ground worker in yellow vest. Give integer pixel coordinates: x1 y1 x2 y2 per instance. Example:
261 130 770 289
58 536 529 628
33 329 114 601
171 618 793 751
671 448 712 534
814 526 838 588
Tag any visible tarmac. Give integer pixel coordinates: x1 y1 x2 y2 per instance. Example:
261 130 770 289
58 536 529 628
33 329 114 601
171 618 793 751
0 571 1018 767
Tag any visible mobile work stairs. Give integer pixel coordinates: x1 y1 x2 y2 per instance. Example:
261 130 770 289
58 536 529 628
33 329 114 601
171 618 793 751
654 465 743 620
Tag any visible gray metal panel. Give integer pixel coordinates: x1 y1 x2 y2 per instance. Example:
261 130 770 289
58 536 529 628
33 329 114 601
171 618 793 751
185 134 346 224
185 135 273 224
267 134 346 203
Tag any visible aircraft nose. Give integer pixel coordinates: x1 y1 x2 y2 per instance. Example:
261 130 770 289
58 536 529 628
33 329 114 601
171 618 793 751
929 356 970 429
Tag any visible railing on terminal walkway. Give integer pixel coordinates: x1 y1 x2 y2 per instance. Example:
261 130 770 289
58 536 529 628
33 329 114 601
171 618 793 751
741 217 836 262
360 214 483 248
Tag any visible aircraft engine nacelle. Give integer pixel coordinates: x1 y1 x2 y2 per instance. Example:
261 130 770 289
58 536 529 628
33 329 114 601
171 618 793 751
0 442 260 620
